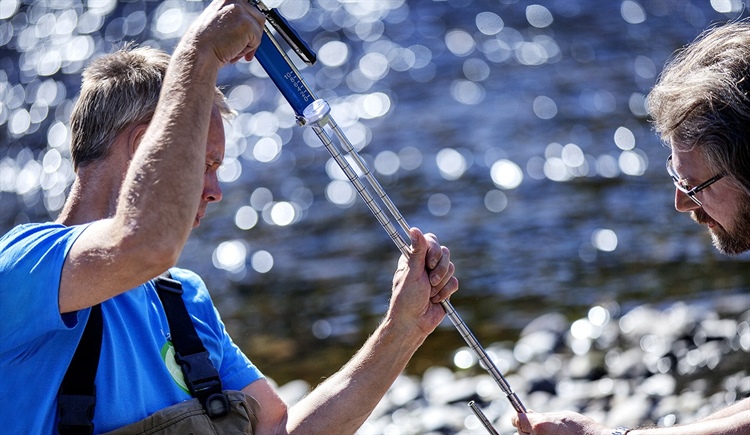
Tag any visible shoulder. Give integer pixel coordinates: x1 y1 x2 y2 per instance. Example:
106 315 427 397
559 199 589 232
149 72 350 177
1 223 92 338
162 267 227 340
1 222 89 273
167 267 207 292
1 222 84 251
165 267 214 307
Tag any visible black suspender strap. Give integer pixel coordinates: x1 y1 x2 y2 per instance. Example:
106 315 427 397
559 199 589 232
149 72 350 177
154 274 229 418
57 272 229 434
58 304 102 435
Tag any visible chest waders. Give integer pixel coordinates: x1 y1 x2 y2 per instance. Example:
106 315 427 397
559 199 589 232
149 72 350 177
56 274 257 434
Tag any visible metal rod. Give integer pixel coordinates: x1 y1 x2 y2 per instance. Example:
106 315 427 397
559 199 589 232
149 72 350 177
327 117 411 237
309 123 409 253
469 401 500 435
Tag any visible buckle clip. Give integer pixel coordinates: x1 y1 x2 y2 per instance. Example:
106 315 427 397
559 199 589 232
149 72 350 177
58 393 96 434
175 351 229 418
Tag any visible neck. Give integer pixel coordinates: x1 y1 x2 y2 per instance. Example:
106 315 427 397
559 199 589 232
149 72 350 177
56 162 124 226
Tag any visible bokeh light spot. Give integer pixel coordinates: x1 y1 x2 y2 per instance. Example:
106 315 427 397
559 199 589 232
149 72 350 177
326 180 356 207
427 193 451 217
490 159 523 189
235 205 259 230
526 5 554 28
453 348 476 369
621 0 646 24
614 126 635 150
212 240 247 273
436 148 467 180
251 250 274 273
618 149 647 176
270 201 297 226
374 150 399 176
319 40 349 67
476 12 504 35
533 95 557 119
445 29 475 56
484 190 508 213
592 229 618 252
450 80 485 105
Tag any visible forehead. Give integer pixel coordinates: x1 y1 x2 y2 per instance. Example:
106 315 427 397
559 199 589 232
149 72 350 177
206 106 226 160
670 148 711 181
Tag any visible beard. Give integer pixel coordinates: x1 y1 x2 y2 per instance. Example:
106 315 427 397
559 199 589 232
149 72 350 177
691 201 750 255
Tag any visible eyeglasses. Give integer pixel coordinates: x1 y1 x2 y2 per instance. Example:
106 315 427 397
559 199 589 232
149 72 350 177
666 155 724 206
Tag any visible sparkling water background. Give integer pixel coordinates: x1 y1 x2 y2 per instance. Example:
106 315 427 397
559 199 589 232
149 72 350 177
1 0 749 386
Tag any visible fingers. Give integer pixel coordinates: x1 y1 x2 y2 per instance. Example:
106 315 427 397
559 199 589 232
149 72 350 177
187 0 266 66
416 230 458 303
230 0 266 62
512 412 533 434
430 262 458 303
243 0 267 27
512 410 540 434
423 233 442 270
233 0 266 62
428 245 450 281
407 228 429 269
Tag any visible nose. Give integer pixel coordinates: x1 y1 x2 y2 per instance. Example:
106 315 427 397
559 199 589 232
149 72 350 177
675 189 699 212
203 173 223 203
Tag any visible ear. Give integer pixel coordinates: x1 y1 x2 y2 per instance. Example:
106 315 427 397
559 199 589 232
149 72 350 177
127 124 149 159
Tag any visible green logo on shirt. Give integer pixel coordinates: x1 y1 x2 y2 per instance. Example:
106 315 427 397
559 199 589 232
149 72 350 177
161 341 188 393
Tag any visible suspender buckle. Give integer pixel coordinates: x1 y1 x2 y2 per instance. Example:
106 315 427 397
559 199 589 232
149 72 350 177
175 351 229 418
58 393 96 434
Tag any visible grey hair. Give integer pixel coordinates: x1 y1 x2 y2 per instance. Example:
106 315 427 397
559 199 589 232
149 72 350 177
69 44 235 170
647 19 750 196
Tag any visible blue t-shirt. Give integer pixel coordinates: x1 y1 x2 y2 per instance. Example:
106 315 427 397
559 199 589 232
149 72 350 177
0 223 264 433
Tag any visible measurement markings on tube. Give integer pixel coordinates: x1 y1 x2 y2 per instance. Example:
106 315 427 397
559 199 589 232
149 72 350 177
284 71 312 102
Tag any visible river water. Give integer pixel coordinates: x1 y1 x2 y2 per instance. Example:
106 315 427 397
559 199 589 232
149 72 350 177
1 0 749 386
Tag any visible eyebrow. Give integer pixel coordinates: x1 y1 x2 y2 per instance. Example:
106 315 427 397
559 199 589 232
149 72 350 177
206 155 223 169
671 160 698 185
676 172 694 186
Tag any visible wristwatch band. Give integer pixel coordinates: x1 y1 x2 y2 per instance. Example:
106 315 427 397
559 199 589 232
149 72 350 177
612 428 631 435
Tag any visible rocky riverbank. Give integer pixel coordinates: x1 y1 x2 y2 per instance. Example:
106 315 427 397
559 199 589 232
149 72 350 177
272 295 749 434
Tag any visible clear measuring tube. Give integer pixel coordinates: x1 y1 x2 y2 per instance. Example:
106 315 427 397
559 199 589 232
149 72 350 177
249 0 527 422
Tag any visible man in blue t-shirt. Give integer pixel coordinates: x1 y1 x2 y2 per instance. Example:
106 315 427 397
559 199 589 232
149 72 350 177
0 1 459 433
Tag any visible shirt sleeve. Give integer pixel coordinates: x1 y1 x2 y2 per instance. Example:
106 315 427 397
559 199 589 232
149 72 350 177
169 267 264 391
0 223 90 352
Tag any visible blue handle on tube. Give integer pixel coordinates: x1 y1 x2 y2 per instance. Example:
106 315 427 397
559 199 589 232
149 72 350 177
254 32 315 117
